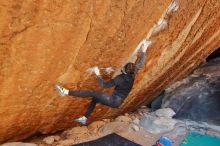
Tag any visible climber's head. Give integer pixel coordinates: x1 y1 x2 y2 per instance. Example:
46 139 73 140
121 62 135 75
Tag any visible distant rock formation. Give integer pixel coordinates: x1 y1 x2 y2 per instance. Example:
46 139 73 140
162 59 220 125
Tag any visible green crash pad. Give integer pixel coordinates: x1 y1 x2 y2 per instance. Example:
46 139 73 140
181 131 220 146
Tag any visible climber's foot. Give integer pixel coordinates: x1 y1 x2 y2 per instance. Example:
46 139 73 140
55 84 68 97
74 116 87 125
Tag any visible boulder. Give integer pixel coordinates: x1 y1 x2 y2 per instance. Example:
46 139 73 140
140 114 177 134
155 108 176 118
0 0 220 142
162 59 220 125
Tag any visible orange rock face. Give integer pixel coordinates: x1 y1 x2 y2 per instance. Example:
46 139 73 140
0 0 219 143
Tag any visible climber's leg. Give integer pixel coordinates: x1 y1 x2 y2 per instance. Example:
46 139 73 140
74 99 97 125
84 98 97 118
69 90 100 98
69 89 122 108
55 84 69 97
55 85 103 99
55 85 122 124
55 84 118 106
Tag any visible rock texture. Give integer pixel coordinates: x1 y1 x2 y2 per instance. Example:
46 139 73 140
162 58 220 125
0 0 220 143
24 106 220 146
140 112 177 134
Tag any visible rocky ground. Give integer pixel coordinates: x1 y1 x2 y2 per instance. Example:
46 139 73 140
2 58 220 146
2 106 220 146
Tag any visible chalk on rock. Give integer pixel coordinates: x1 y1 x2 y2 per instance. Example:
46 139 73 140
105 67 114 74
87 66 99 75
132 39 152 56
167 0 179 14
141 39 152 53
152 18 167 34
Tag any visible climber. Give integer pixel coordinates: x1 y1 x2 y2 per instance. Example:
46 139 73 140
55 39 152 125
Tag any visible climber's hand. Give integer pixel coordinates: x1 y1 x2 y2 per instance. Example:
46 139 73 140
87 66 101 76
137 50 142 58
93 66 100 76
141 39 152 53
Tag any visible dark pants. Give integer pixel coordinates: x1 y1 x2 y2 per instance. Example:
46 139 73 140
68 90 122 118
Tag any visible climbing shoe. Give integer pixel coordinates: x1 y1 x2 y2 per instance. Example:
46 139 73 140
74 116 87 125
55 84 68 97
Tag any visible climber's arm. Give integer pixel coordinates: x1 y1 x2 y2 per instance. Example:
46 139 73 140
96 76 115 89
92 66 116 89
135 51 145 71
135 39 152 72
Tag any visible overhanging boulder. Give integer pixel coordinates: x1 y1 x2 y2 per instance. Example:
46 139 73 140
0 0 220 142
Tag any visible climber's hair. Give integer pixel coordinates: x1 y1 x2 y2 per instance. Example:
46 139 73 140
124 62 135 75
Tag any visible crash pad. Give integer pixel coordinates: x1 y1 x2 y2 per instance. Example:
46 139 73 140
73 133 141 146
180 131 220 146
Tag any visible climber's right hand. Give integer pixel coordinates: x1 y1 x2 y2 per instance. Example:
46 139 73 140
93 66 100 76
141 39 152 53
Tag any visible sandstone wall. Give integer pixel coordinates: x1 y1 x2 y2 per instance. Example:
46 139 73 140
0 0 219 142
